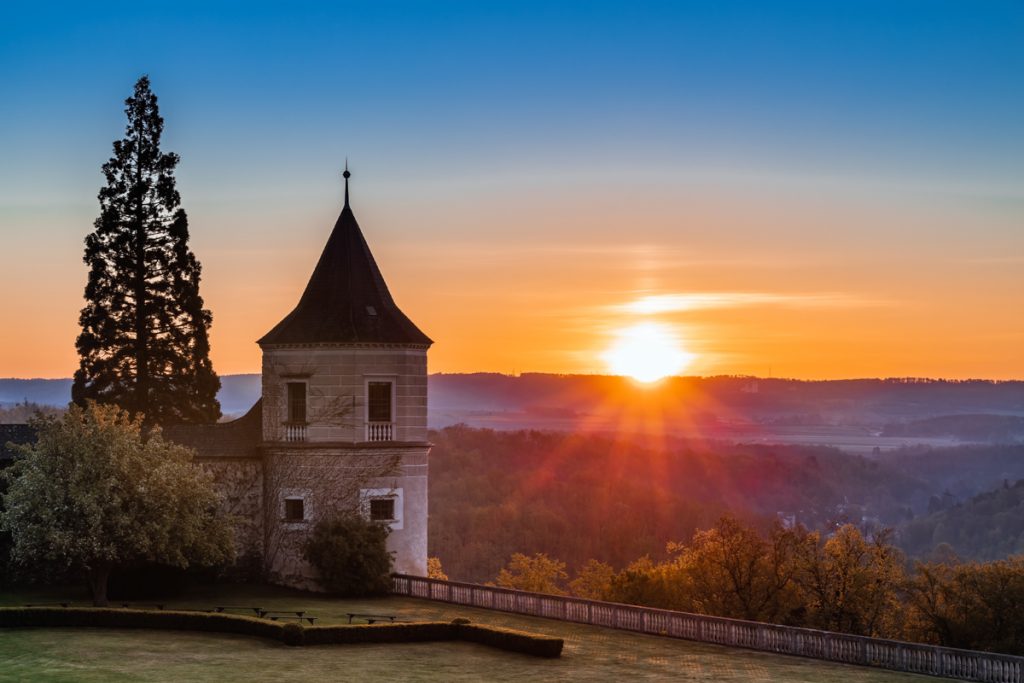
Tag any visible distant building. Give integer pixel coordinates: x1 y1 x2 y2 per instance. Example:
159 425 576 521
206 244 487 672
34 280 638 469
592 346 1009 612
161 168 432 588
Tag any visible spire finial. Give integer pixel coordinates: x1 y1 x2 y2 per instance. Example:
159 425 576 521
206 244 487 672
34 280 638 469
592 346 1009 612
342 159 351 207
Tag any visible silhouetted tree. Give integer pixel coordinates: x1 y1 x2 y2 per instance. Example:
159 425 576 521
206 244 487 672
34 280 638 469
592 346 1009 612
73 75 220 426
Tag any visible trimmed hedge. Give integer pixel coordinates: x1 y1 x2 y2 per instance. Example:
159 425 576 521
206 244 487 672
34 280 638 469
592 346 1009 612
303 622 455 646
455 622 565 658
0 608 564 657
0 607 284 641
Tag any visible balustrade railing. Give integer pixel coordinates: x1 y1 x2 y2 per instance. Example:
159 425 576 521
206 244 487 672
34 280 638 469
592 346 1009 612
367 421 393 442
282 423 306 442
391 574 1023 683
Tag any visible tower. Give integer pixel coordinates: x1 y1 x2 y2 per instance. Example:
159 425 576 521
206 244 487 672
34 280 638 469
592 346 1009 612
256 167 431 585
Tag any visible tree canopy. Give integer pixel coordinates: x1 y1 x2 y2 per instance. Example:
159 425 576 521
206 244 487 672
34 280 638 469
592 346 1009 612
495 552 568 595
72 75 220 425
0 403 233 605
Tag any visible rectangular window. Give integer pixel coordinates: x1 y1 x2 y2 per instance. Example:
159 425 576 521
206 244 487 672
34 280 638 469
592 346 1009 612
287 382 306 423
361 488 403 530
369 498 395 522
284 498 305 521
367 382 392 422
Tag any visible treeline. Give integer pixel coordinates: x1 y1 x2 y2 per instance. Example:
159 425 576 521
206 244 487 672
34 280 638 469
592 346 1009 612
0 401 62 425
487 517 1024 656
428 426 928 582
428 427 1024 582
886 444 1024 500
882 414 1024 441
901 480 1024 560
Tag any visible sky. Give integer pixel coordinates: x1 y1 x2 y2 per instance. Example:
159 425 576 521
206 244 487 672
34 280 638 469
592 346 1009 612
1 1 1022 380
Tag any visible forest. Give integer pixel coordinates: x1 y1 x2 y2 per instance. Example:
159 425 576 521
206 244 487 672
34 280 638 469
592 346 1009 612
476 518 1024 655
427 426 1024 582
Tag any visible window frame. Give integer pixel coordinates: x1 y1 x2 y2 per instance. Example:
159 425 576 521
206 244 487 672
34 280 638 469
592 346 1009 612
366 380 393 423
369 497 396 522
285 381 307 425
283 497 305 522
280 488 312 528
360 487 404 530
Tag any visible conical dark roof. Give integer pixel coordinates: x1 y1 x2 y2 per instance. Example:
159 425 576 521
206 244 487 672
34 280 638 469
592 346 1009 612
258 180 432 347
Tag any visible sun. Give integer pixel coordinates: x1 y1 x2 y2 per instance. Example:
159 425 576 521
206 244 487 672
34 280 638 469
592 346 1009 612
601 322 695 383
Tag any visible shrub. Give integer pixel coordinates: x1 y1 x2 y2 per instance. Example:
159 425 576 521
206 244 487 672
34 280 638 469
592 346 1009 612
303 513 392 596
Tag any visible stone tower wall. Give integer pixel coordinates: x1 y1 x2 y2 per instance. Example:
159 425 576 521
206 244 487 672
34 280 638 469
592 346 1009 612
198 457 265 577
262 446 428 589
260 345 428 443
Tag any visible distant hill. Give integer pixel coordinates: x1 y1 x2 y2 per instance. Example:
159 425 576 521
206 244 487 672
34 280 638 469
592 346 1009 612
899 479 1024 560
0 375 262 417
430 374 1024 450
882 414 1024 441
0 378 73 408
887 444 1024 500
3 374 1023 448
427 425 929 581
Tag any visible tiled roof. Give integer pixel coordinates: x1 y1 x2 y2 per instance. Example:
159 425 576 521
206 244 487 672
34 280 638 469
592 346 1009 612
257 177 431 347
162 399 262 459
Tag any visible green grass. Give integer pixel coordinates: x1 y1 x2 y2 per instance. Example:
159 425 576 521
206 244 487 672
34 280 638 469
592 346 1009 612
0 584 937 682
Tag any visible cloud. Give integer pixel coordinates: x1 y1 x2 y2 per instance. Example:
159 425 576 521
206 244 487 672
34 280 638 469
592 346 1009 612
615 292 887 315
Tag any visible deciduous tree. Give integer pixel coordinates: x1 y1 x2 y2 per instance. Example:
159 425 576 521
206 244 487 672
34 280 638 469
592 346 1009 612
907 557 1024 654
570 558 615 600
793 525 905 637
0 403 233 605
427 556 448 580
677 516 809 623
495 552 568 595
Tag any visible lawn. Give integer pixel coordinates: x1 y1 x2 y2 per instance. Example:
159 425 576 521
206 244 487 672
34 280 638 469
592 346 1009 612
0 584 939 682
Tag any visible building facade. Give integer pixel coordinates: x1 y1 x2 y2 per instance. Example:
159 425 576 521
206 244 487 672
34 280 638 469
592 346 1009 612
166 169 431 588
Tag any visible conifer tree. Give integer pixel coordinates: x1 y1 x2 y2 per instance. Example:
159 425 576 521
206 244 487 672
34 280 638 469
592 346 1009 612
72 76 220 425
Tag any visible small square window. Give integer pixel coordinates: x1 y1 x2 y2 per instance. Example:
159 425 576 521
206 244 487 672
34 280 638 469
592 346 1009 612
369 498 395 522
284 498 305 521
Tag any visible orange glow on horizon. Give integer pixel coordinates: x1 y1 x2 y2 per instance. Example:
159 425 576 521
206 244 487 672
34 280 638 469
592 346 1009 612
601 322 695 383
1 186 1022 381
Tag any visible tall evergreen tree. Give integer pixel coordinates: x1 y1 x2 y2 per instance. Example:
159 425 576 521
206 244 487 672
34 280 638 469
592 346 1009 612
72 76 220 425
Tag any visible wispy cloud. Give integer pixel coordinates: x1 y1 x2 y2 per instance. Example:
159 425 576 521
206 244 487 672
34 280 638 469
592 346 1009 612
615 292 888 315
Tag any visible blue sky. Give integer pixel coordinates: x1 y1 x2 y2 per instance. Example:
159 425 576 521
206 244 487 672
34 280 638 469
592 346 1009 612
1 1 1022 378
4 1 1021 201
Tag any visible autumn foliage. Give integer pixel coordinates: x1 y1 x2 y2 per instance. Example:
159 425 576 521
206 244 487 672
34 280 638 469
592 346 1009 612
493 517 1024 655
